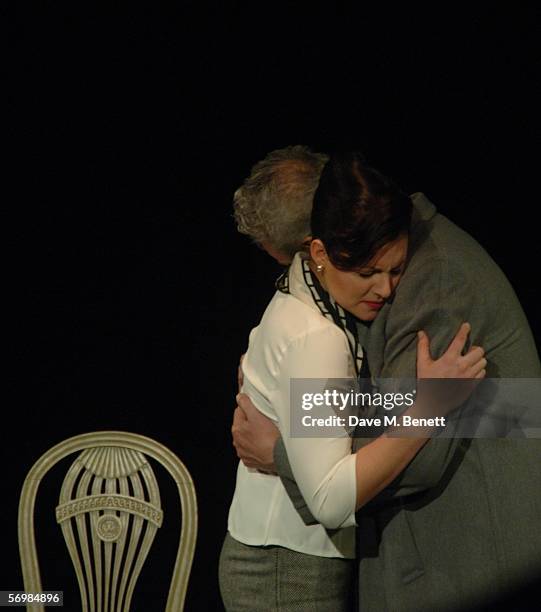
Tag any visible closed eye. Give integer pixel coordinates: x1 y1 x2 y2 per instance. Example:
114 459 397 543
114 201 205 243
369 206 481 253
358 268 403 278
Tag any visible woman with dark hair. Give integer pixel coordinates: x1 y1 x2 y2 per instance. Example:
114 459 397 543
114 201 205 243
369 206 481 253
219 153 486 611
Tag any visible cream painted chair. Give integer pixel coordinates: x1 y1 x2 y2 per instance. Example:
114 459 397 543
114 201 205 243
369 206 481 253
18 431 197 611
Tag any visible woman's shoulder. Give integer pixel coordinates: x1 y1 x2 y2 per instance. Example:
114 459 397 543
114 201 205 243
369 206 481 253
244 291 352 385
258 291 347 347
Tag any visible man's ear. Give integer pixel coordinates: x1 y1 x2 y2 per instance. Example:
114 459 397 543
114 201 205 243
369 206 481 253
299 235 312 255
301 235 312 249
310 239 328 266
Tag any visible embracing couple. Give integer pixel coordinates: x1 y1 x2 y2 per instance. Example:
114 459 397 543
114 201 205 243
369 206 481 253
219 147 541 611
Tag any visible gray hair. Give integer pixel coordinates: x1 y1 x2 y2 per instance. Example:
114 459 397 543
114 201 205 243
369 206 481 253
233 145 329 258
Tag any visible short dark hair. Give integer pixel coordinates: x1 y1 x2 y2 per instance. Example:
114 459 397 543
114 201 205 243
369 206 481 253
311 152 412 270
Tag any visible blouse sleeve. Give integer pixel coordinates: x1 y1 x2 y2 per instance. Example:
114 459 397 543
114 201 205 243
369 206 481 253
268 324 358 529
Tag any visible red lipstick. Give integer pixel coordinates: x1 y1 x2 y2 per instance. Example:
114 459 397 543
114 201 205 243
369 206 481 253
364 301 384 310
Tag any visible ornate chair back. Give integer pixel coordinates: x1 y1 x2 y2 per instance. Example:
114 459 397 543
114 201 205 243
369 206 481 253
18 431 197 611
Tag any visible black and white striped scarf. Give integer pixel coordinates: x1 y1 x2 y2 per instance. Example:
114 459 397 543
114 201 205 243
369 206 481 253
276 257 365 378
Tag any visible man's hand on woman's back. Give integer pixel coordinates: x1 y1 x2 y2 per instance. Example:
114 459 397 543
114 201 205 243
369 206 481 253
232 393 279 473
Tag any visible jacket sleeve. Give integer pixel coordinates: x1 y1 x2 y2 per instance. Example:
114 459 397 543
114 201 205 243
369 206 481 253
363 254 477 499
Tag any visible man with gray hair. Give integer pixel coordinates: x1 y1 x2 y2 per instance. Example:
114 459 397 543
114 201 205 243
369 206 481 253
231 146 541 610
233 145 327 264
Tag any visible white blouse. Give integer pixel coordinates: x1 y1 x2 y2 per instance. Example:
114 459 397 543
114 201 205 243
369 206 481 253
227 254 358 559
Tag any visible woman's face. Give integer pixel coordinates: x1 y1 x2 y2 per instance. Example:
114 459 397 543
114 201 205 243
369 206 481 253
312 235 408 321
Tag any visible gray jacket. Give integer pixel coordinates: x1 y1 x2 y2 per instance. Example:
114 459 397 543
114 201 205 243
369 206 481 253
275 193 541 611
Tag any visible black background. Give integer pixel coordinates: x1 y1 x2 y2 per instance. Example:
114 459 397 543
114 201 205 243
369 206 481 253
5 4 540 611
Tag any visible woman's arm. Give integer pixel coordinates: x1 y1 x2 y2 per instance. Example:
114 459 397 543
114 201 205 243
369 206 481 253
256 324 354 528
264 322 485 527
352 322 485 509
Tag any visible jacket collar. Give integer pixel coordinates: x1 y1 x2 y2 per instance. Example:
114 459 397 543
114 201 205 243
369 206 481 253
410 192 437 223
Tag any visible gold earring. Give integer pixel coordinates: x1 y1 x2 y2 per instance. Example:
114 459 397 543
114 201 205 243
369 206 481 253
316 264 324 273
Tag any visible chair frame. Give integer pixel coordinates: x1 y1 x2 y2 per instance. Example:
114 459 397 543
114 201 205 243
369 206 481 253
18 431 197 612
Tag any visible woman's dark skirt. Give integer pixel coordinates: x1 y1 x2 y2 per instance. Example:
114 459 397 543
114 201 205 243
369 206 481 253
219 532 355 611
